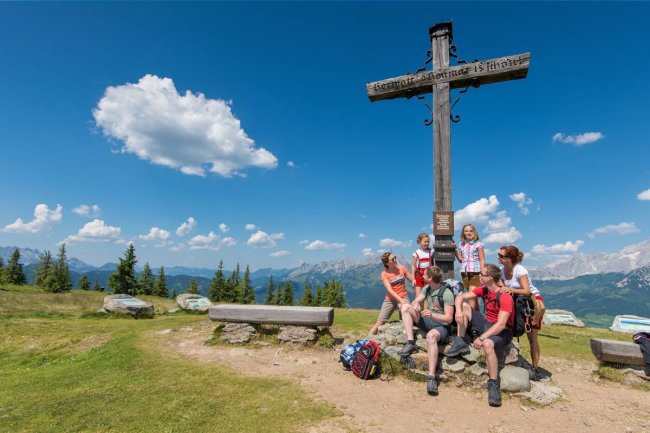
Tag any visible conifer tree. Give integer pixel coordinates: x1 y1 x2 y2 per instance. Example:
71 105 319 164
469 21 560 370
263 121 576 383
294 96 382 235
240 265 256 304
77 274 90 291
34 250 53 288
282 281 294 306
299 283 314 306
45 244 72 292
209 260 226 302
187 278 200 294
171 289 177 299
273 282 283 305
314 284 323 307
264 275 274 304
108 244 138 295
224 263 241 303
154 266 169 298
93 280 102 291
0 257 5 285
6 248 27 285
321 277 346 308
137 262 155 295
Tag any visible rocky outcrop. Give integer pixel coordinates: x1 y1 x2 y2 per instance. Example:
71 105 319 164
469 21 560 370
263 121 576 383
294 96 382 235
101 294 154 318
176 293 212 311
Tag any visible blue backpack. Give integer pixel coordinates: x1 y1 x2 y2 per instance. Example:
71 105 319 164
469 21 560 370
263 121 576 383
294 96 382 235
339 339 369 369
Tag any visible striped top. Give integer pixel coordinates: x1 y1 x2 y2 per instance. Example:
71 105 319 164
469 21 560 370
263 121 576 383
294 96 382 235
457 240 484 272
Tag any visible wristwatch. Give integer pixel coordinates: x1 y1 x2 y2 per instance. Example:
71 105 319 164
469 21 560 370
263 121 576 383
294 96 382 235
479 335 485 342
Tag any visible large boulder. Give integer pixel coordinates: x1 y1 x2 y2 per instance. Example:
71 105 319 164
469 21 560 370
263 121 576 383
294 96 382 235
176 293 212 311
543 309 585 327
102 294 154 318
499 365 531 392
277 325 318 344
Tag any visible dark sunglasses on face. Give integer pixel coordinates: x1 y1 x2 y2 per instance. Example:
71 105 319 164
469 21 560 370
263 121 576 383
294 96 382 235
497 253 506 259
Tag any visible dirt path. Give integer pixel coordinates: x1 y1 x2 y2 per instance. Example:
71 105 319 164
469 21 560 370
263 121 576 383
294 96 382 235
156 321 649 433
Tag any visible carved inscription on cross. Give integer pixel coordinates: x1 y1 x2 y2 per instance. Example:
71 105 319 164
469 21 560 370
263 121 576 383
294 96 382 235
366 22 530 278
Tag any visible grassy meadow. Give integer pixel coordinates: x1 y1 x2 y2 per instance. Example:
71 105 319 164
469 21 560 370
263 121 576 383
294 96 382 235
0 284 642 432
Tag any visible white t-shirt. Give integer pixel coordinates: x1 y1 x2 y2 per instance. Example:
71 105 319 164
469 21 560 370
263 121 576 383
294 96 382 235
501 264 540 296
412 248 432 270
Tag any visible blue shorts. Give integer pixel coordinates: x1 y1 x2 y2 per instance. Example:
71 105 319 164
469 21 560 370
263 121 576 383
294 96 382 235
416 316 450 343
468 310 512 349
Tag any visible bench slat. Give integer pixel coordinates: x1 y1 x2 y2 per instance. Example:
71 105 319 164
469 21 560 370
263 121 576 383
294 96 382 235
208 304 334 326
590 338 644 366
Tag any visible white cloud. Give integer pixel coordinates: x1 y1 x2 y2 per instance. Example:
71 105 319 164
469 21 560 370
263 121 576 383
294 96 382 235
637 189 650 200
93 74 278 177
379 238 411 249
532 240 584 255
245 223 258 231
139 227 171 241
270 250 290 258
455 195 500 228
484 211 512 234
483 227 522 245
305 240 347 251
2 204 63 234
72 204 101 218
509 192 533 215
552 131 604 146
287 161 298 168
270 233 285 240
362 247 383 257
176 217 196 236
62 219 121 244
220 237 237 247
247 230 277 248
587 222 639 238
358 233 367 239
219 223 229 233
299 240 309 245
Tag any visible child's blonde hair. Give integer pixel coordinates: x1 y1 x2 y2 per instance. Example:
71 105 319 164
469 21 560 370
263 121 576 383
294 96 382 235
416 233 430 244
461 224 479 241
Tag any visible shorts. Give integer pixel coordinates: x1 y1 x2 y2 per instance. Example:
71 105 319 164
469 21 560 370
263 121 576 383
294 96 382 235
416 316 450 343
468 310 512 349
377 297 403 322
531 294 545 330
461 272 481 288
414 270 427 287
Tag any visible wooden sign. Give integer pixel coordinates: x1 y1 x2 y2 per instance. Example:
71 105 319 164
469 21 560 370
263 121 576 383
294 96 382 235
433 211 454 236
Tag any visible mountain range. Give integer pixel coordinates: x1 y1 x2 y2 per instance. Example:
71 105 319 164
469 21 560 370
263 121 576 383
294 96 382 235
3 240 650 327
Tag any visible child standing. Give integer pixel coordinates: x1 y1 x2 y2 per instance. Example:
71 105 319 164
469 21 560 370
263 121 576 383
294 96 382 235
411 233 433 302
455 224 485 309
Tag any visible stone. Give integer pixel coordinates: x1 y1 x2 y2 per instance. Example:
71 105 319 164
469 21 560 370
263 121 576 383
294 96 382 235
383 345 402 361
221 323 257 343
441 356 467 373
469 362 488 376
277 325 318 345
176 293 212 311
519 381 563 405
499 366 531 392
409 352 430 370
504 343 521 364
543 309 585 327
460 345 481 363
102 294 154 318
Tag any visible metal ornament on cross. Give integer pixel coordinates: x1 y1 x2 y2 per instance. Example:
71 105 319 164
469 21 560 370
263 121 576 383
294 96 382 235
366 21 531 279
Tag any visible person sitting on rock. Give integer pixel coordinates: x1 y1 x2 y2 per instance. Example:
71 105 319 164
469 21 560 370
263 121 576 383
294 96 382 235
446 263 514 407
396 265 454 396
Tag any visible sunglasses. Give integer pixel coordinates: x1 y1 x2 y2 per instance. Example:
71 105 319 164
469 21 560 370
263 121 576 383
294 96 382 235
480 272 489 277
389 256 397 261
497 253 507 259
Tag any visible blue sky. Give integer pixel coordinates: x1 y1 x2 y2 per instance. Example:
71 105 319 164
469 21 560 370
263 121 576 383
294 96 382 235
1 1 649 271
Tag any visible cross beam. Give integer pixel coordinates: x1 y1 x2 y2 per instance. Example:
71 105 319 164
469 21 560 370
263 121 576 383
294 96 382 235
366 22 530 278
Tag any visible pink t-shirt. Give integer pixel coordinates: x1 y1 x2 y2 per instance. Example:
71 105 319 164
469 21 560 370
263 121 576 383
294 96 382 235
381 266 409 300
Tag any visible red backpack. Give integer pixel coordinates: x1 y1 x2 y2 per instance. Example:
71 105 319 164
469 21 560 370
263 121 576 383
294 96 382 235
350 341 381 379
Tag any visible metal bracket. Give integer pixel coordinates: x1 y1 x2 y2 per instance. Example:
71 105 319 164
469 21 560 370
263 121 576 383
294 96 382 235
449 54 481 123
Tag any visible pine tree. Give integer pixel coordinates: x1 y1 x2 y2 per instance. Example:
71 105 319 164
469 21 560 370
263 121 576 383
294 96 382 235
299 283 314 306
0 257 5 285
77 274 90 291
314 284 324 307
171 289 177 299
321 277 346 308
240 265 256 304
154 266 169 298
282 281 294 306
93 280 102 291
209 261 226 302
224 263 241 303
5 248 27 285
34 250 53 288
273 282 283 305
45 244 72 292
137 262 155 295
264 275 274 304
187 278 200 294
108 244 138 295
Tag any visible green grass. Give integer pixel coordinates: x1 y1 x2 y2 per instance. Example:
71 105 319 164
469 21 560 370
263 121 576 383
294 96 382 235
0 285 338 433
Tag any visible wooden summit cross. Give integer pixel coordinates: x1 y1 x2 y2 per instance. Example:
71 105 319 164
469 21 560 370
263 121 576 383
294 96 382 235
366 22 530 278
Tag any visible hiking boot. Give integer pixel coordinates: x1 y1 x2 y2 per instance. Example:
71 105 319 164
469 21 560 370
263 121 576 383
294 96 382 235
530 367 541 381
426 375 438 396
446 336 470 357
487 379 502 407
397 341 417 356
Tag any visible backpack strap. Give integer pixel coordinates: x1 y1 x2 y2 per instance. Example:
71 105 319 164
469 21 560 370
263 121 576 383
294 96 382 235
433 283 451 309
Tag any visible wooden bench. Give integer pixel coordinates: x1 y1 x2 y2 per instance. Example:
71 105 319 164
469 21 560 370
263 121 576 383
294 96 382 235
208 304 334 327
590 338 644 366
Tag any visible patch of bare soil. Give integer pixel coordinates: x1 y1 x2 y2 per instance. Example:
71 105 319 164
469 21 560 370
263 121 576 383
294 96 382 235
156 321 649 433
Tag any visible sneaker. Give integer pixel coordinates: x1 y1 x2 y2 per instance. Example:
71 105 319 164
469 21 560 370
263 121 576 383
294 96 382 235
446 336 470 357
426 375 438 396
487 379 502 407
397 341 417 356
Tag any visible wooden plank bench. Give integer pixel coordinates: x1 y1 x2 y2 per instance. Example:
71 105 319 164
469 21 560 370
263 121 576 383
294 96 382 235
590 338 645 366
208 304 334 326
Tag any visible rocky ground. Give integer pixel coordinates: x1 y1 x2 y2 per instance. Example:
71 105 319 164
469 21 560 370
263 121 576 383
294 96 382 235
154 320 649 433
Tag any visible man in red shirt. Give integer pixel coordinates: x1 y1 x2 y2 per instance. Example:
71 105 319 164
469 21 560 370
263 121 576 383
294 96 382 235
447 263 513 407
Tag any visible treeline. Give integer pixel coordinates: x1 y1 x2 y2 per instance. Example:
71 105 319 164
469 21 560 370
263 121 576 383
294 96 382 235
0 248 28 286
263 276 346 308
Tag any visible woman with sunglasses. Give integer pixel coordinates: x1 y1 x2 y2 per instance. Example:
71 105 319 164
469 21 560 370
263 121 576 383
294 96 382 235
497 245 545 380
369 252 415 335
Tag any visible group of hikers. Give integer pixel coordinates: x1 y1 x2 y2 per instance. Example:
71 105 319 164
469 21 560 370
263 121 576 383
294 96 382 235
369 224 544 407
